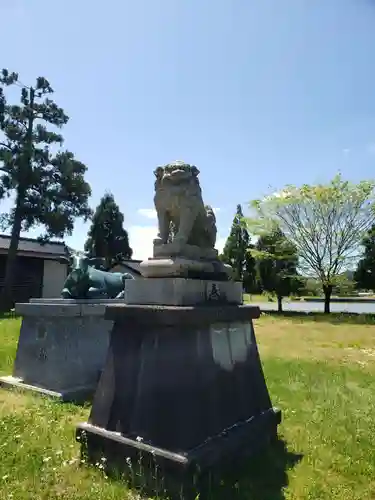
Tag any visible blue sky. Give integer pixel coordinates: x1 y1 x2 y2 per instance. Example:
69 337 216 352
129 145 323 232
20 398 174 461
2 0 375 259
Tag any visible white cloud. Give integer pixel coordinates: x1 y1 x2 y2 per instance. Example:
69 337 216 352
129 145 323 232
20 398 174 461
138 208 157 219
128 225 158 260
263 189 292 201
129 225 227 261
215 236 226 254
342 148 351 155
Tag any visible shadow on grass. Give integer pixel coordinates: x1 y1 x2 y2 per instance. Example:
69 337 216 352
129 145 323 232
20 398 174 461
197 438 302 500
94 437 302 500
260 310 375 325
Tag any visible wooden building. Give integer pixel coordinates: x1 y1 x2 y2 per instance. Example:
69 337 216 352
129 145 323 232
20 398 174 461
0 235 68 304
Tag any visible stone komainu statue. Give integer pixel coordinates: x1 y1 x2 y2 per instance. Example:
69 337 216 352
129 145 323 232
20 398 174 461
153 161 217 249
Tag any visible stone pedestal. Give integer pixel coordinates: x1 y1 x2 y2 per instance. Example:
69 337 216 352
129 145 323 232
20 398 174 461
124 277 243 306
77 304 281 497
140 242 233 280
140 256 233 280
0 298 123 402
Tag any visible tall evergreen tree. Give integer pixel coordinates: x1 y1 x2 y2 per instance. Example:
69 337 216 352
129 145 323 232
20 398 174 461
84 192 132 268
354 225 375 291
243 250 258 293
222 204 256 291
0 69 92 309
253 228 300 312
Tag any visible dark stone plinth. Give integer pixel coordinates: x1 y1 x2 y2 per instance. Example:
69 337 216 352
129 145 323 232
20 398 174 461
0 300 121 402
77 304 281 498
105 303 260 325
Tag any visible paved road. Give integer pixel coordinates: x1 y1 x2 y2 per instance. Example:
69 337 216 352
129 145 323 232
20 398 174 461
249 301 375 314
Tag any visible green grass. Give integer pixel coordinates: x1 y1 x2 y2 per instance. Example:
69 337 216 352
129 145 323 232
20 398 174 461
243 293 375 303
243 293 286 303
1 315 375 499
0 315 20 374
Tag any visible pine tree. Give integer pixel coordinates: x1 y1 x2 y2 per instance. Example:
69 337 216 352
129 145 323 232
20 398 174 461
253 228 300 312
0 69 92 309
221 204 256 291
243 250 257 293
84 192 132 268
354 225 375 291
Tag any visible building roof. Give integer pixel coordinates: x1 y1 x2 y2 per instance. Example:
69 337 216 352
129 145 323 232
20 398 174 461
0 234 67 259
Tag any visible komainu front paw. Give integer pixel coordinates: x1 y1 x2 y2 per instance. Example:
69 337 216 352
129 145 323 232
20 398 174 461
61 288 72 298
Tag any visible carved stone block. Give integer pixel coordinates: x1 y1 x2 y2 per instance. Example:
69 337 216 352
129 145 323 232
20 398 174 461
124 277 242 306
0 299 123 402
140 257 233 280
153 241 218 260
76 305 281 498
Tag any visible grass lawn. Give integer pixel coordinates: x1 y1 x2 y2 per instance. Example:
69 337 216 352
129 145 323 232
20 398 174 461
243 293 375 303
243 293 276 303
1 313 375 499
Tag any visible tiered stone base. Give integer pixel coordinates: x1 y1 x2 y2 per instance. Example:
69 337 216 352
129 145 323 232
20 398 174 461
76 304 281 498
140 242 233 280
124 277 243 305
0 299 123 402
140 257 233 280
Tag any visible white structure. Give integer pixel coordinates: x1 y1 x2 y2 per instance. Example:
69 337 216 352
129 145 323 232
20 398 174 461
42 259 68 298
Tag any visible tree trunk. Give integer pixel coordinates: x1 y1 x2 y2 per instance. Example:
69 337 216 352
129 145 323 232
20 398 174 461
277 294 283 312
0 194 24 311
323 284 333 314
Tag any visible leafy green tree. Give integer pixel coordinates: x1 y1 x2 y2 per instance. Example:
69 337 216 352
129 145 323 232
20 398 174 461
0 69 92 309
84 192 132 268
354 225 375 291
248 174 375 313
221 204 256 291
302 278 322 297
252 228 300 312
332 274 355 297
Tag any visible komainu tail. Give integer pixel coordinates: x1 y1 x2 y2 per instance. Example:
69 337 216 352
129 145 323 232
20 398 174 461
204 205 217 247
